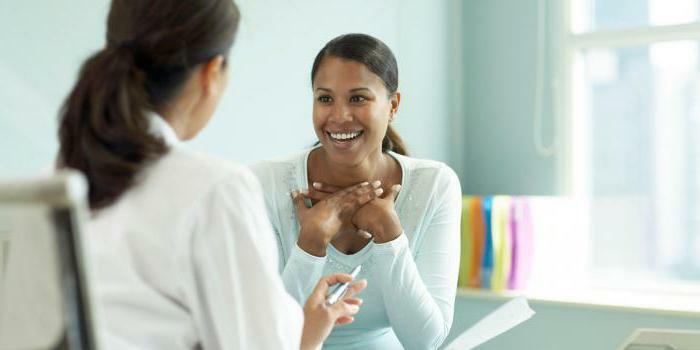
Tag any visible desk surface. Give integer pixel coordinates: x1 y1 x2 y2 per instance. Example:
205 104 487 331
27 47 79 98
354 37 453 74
457 288 700 317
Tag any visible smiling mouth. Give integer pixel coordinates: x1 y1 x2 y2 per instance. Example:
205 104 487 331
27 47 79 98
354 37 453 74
327 130 364 142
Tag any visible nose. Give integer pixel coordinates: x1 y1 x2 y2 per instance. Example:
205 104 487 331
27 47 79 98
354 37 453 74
329 103 353 123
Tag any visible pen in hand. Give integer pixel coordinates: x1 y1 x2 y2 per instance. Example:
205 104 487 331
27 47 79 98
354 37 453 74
325 265 362 305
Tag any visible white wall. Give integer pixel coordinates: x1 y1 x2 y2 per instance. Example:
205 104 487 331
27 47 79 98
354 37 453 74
0 0 109 177
0 0 455 178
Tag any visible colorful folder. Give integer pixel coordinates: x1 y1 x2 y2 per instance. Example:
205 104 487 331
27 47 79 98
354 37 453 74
468 197 485 288
508 198 534 290
480 196 494 289
457 197 472 288
459 195 534 292
490 196 512 292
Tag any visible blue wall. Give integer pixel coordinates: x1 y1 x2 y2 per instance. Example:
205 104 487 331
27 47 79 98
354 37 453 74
0 0 455 178
457 0 561 195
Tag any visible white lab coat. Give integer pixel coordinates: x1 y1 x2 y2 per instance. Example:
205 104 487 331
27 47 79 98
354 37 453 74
85 115 303 349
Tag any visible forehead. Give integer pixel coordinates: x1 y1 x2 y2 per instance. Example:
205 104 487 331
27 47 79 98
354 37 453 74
313 56 386 92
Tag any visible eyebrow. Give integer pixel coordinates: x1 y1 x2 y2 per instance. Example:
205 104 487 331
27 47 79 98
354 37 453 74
314 87 372 93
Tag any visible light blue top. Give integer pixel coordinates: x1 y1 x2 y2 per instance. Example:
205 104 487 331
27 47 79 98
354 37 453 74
250 148 462 350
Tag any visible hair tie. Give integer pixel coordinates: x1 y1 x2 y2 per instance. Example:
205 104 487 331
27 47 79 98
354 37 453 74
117 40 136 49
118 40 137 51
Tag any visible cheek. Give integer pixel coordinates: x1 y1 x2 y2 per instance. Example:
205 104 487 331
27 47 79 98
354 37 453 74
364 106 390 132
312 108 324 129
312 108 328 140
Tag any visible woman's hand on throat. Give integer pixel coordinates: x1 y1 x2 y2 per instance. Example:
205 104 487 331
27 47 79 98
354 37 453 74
292 181 382 257
306 182 404 244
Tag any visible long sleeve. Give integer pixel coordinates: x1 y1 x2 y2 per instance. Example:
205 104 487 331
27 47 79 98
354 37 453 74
372 166 462 350
184 170 304 350
281 242 327 305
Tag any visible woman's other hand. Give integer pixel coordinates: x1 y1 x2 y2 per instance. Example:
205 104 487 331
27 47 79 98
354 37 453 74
352 184 403 244
307 181 402 242
301 273 367 350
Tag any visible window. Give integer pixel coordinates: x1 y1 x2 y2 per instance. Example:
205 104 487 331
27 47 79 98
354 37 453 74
562 0 700 295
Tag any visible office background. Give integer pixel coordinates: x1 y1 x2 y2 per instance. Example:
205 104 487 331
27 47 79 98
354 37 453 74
2 0 700 349
1 0 456 178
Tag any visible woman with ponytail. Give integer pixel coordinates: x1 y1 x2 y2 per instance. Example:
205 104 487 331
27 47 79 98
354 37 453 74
58 1 366 349
251 33 462 349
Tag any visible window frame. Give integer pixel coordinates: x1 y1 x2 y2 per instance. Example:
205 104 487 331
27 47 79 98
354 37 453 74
558 1 700 196
551 0 700 298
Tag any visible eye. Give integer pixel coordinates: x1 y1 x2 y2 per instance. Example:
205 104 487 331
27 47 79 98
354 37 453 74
317 95 333 103
349 95 367 103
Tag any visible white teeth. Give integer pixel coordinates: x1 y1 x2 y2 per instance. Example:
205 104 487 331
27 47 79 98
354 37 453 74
330 131 362 141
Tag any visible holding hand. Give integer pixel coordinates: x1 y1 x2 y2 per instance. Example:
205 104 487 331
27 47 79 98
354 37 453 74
301 273 367 350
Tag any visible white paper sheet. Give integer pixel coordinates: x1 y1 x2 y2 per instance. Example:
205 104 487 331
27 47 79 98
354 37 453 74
444 296 535 349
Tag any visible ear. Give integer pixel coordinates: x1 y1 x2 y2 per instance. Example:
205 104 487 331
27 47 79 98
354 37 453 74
389 91 401 122
199 55 226 97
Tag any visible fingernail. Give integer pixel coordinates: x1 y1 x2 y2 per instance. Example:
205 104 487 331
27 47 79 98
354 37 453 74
354 279 368 288
392 184 402 192
357 230 372 239
290 189 298 198
371 180 381 188
361 181 370 186
312 182 321 189
375 188 384 196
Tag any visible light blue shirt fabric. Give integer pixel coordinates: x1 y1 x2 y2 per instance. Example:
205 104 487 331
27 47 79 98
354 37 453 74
250 147 462 350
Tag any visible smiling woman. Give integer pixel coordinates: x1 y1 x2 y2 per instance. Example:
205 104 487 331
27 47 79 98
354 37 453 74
251 33 462 349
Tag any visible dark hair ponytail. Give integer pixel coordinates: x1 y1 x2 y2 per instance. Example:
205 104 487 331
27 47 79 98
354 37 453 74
382 125 407 156
311 33 408 156
58 46 165 209
58 0 240 210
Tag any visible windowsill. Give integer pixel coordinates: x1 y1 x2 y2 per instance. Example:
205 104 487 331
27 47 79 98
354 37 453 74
456 287 700 317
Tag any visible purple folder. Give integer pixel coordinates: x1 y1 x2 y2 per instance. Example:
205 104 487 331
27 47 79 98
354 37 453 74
508 197 534 290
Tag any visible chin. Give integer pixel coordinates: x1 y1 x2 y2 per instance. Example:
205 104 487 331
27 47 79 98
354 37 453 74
321 144 368 166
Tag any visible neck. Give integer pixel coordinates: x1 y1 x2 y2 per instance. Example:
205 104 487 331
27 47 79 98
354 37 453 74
311 148 391 187
157 98 195 141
